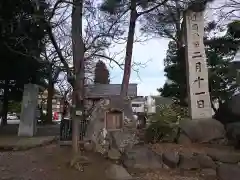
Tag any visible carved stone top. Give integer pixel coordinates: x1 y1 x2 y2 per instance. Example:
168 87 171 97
187 0 209 12
105 96 133 120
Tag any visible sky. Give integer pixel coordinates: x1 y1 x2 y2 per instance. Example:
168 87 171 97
54 0 236 96
109 36 169 96
107 0 227 96
53 1 169 96
108 25 170 96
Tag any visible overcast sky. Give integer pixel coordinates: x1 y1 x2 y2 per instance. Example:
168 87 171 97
108 29 169 96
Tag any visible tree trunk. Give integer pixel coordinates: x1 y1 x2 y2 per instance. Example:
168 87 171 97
46 68 54 124
1 80 9 126
71 0 85 153
120 0 137 98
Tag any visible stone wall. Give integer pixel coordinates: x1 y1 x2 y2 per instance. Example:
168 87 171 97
177 118 226 145
84 99 139 160
84 99 106 143
162 149 240 180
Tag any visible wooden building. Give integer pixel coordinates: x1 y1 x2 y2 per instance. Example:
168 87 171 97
85 83 137 100
84 83 137 121
104 96 134 131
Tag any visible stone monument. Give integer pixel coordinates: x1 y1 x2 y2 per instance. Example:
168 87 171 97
184 10 212 120
18 84 39 137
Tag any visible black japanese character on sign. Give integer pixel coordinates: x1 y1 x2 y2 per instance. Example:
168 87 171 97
197 100 204 108
193 41 200 48
194 76 204 88
192 33 200 40
196 62 201 72
192 52 203 59
195 92 205 95
189 13 197 21
192 24 198 31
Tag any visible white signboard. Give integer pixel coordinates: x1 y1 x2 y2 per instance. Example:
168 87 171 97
184 10 212 120
233 48 240 62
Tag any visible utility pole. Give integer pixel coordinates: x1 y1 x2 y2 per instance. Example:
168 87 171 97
71 0 85 153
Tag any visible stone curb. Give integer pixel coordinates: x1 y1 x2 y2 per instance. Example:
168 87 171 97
0 136 58 152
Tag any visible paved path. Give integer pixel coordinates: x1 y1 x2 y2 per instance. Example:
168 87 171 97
0 136 57 151
0 124 60 137
0 119 20 124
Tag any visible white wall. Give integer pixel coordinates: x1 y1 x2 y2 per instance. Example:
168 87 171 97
131 96 156 114
146 96 156 114
131 101 145 113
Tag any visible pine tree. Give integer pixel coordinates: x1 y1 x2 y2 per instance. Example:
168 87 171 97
94 60 110 84
158 22 240 110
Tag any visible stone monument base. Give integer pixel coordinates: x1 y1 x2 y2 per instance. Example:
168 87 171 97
178 118 226 144
18 124 36 137
18 84 38 137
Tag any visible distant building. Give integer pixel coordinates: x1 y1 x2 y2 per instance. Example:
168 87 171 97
146 95 156 114
131 96 145 113
131 95 158 114
84 83 138 121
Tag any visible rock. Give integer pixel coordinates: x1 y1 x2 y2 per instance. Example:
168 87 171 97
226 122 240 148
108 148 122 160
84 100 138 155
105 164 132 180
95 143 107 155
207 150 240 163
200 168 217 180
111 130 139 153
84 100 106 144
210 138 228 145
179 119 226 143
70 155 90 165
217 164 240 180
162 151 180 168
162 163 170 170
214 94 240 125
70 155 90 171
177 133 192 145
123 145 162 169
179 152 200 170
197 154 216 169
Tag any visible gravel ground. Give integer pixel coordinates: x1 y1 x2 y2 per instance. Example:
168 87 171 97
141 170 202 180
0 143 205 180
0 124 60 137
0 144 111 180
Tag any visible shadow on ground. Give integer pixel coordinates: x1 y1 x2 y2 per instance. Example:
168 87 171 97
0 124 60 137
0 144 112 180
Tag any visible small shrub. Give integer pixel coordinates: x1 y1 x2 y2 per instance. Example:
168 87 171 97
145 103 188 143
145 121 173 143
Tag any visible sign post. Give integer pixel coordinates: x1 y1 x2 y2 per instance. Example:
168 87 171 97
184 10 212 120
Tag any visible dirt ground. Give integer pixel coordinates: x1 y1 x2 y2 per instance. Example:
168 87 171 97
0 144 111 180
0 143 208 180
150 142 240 155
